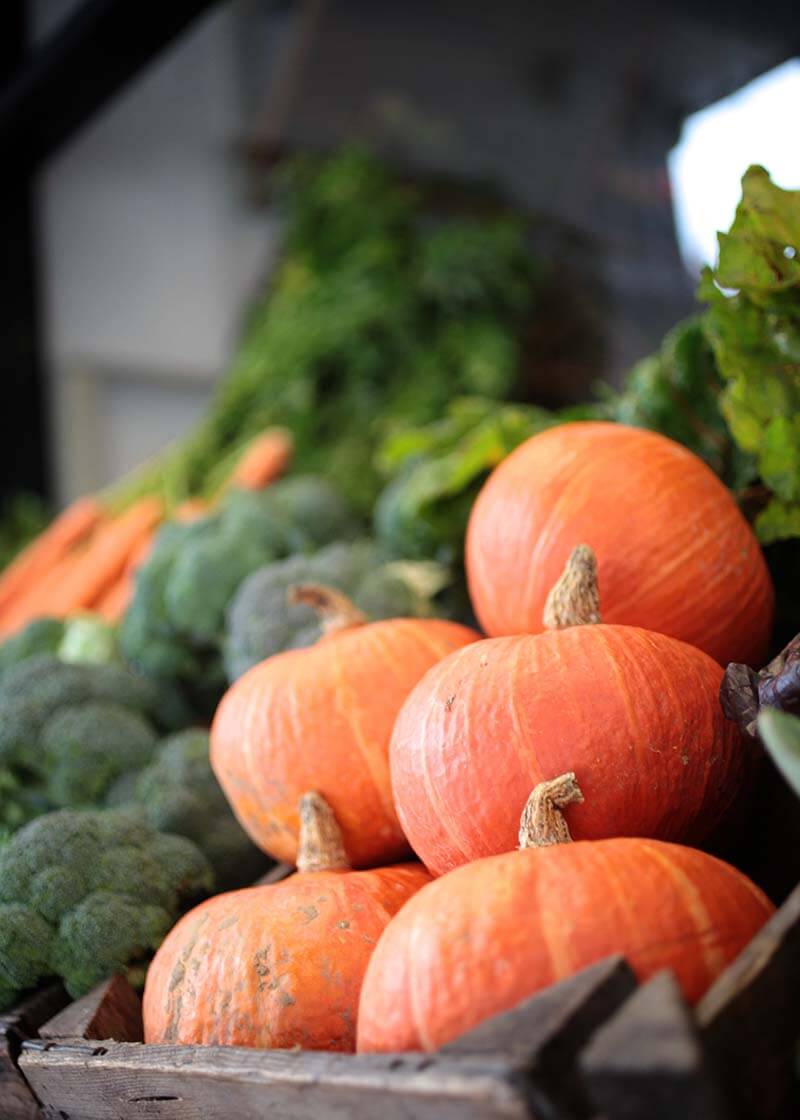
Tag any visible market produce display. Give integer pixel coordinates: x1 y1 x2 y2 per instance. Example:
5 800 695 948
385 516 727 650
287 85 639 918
212 592 478 867
120 475 360 717
0 808 212 1007
143 793 430 1051
0 161 795 1085
356 776 774 1052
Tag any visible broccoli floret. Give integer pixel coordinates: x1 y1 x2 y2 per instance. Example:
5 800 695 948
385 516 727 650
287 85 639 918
111 729 270 891
0 620 65 682
224 538 450 680
0 903 52 1007
121 476 361 718
0 658 168 824
0 808 212 1007
257 475 361 548
40 703 158 808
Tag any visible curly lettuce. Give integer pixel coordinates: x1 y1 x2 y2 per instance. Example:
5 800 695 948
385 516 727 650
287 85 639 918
699 165 800 543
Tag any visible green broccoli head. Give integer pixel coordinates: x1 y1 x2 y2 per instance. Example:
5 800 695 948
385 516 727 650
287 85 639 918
0 657 167 821
224 538 450 680
120 476 360 719
40 702 158 808
0 619 65 683
0 808 212 1006
0 903 52 1008
112 729 270 891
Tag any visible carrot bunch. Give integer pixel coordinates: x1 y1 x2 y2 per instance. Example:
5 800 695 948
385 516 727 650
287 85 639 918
0 429 293 638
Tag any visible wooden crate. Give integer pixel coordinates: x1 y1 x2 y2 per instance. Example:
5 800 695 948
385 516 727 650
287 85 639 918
5 876 800 1120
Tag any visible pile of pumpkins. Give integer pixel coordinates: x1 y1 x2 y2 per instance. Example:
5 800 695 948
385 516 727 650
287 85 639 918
143 422 776 1054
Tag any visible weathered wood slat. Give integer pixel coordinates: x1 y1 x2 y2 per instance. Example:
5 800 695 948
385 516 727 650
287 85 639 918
697 880 800 1120
579 971 731 1120
19 1043 534 1120
446 956 637 1118
0 985 69 1120
39 975 143 1044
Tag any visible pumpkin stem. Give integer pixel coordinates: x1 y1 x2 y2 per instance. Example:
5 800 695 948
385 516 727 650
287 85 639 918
518 772 584 848
287 583 367 635
543 545 602 629
297 792 351 873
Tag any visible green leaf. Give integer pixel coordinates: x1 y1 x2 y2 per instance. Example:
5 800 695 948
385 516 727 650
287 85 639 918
699 165 800 543
758 709 800 798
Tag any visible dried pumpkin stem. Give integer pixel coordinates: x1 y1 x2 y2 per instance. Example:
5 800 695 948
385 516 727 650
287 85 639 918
543 545 602 630
297 792 351 873
287 583 367 635
518 772 585 849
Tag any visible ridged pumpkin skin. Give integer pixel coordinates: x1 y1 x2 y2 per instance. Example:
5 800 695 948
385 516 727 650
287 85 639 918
466 422 773 667
391 626 749 875
211 618 478 868
144 863 430 1051
357 839 774 1052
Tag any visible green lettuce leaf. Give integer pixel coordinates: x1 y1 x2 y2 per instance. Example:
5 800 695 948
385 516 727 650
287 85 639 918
374 397 584 563
699 166 800 543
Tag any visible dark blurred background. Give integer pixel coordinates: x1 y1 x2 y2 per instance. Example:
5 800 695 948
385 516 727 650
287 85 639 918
1 0 798 514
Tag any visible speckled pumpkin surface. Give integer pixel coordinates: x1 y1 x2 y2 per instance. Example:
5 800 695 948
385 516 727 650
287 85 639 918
143 862 430 1051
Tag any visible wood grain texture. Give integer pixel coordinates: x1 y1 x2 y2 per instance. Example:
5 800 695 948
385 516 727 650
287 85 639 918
445 955 637 1119
579 971 731 1120
697 880 800 1120
0 986 69 1120
39 975 143 1044
19 1042 533 1120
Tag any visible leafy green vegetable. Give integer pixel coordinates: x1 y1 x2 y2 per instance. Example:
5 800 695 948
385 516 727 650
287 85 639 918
599 318 756 489
0 808 211 1007
373 397 568 563
699 166 800 542
758 709 800 797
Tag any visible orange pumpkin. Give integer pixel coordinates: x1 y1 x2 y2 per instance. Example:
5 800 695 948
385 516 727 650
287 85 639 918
466 421 773 667
357 776 774 1052
391 547 751 875
211 585 479 867
144 793 431 1051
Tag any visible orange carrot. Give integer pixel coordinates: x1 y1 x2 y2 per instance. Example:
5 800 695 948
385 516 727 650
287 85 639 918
94 575 134 623
124 528 158 574
41 497 164 618
0 497 102 615
227 429 293 491
174 498 210 522
91 520 162 621
0 548 88 636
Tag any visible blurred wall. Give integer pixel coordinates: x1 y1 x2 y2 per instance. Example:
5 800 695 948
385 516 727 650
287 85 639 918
33 0 278 502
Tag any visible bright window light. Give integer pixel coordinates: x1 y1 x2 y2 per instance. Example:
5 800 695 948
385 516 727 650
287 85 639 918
668 59 800 277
